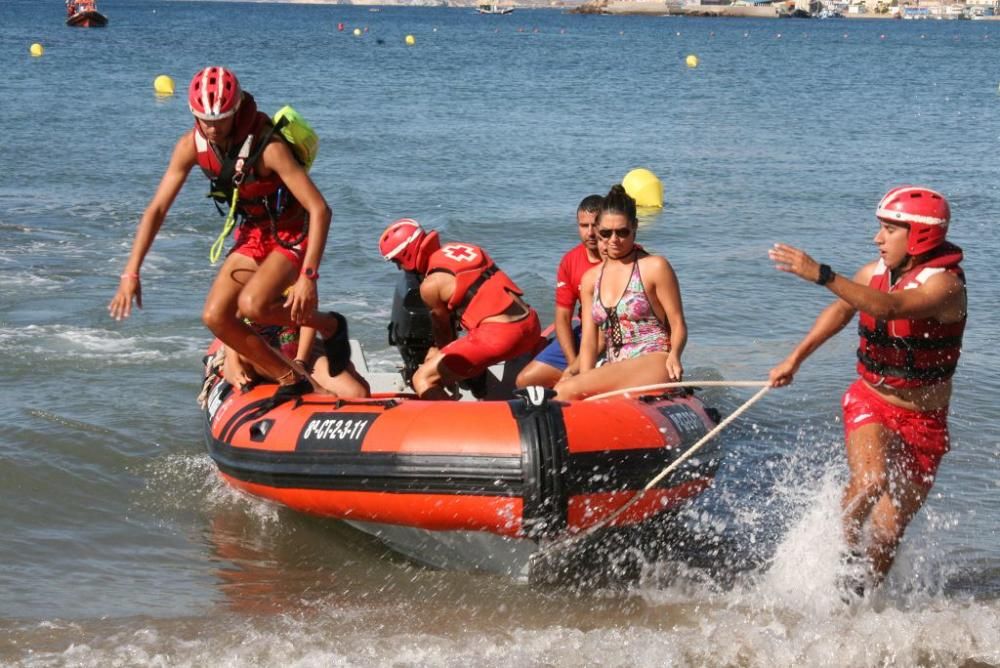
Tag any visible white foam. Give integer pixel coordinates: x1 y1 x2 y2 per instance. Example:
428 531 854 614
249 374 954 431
145 453 282 527
12 606 998 668
757 470 848 615
0 324 203 364
0 271 61 289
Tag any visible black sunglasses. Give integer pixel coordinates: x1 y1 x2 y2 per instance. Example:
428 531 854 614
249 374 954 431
598 227 633 240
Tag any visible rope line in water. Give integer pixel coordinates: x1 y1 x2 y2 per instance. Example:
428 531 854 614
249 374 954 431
535 382 772 563
584 379 770 402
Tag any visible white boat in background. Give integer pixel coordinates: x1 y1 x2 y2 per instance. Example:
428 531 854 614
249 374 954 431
478 3 514 14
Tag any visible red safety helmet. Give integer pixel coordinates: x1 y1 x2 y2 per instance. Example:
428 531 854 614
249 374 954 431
379 218 440 273
188 66 242 121
876 186 950 255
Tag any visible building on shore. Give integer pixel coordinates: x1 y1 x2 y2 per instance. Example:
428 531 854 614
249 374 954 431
571 0 1000 17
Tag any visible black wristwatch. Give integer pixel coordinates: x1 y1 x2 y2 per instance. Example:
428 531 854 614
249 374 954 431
815 263 835 286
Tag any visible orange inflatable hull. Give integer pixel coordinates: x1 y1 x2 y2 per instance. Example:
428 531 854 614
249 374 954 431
204 377 721 540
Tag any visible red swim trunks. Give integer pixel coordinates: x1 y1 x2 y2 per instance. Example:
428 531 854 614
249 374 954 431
440 312 542 378
231 224 308 267
841 378 951 484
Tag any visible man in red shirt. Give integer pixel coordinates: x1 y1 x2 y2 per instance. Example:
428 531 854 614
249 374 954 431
516 195 604 388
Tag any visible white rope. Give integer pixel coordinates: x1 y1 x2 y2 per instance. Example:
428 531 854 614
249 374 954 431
533 384 772 562
585 380 770 402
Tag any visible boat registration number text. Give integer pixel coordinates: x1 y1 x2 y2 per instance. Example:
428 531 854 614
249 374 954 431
297 412 375 452
657 405 707 444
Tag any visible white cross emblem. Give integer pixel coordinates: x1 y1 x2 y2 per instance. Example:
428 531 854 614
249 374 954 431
442 244 479 263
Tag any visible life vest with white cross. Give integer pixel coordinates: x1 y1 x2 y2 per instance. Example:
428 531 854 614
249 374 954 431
426 243 524 329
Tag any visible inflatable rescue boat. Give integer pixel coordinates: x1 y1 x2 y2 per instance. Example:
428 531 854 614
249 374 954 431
65 0 107 27
202 273 724 571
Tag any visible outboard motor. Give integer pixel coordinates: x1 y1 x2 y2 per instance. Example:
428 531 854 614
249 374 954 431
387 271 435 386
386 270 489 397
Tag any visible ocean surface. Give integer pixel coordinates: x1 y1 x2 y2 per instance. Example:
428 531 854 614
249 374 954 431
2 0 998 664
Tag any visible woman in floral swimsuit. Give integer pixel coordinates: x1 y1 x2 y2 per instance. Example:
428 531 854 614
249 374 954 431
554 184 687 401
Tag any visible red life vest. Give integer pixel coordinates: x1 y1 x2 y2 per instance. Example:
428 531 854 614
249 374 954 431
856 243 965 388
426 243 524 329
192 93 304 232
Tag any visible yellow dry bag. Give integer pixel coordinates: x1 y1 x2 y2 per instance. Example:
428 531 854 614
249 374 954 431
273 105 319 172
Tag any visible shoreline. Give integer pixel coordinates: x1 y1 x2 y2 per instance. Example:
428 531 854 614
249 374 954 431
575 1 1000 19
173 0 1000 19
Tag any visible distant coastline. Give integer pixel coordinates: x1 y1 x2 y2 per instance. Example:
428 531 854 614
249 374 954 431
172 0 571 7
173 0 1000 20
587 1 1000 18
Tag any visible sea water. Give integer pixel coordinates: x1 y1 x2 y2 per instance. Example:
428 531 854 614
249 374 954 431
0 0 997 664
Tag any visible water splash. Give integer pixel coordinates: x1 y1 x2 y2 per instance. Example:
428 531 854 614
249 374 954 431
143 453 282 527
757 470 848 615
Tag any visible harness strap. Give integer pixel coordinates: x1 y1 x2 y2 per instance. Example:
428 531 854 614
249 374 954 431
208 117 298 264
231 133 255 186
856 349 957 382
213 115 287 195
858 323 963 351
236 116 288 185
454 265 498 321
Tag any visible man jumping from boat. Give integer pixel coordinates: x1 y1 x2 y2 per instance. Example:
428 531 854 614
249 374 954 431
378 218 542 400
515 194 604 389
768 186 967 594
109 67 359 401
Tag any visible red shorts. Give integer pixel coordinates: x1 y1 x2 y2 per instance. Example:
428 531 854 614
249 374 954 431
231 224 308 267
440 312 542 378
841 378 950 483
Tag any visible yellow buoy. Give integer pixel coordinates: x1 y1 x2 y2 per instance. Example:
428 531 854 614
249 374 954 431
685 54 699 68
405 34 415 46
622 168 664 209
353 27 362 37
153 75 175 97
30 43 44 57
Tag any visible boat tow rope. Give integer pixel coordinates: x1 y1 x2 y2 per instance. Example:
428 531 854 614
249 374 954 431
532 380 771 564
584 379 772 402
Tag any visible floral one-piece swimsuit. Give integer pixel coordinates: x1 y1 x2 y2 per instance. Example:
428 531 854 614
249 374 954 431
591 257 671 364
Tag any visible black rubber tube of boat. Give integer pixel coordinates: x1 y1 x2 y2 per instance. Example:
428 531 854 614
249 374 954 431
510 395 568 539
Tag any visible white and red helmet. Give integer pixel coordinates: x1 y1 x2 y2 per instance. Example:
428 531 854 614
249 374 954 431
188 66 242 121
876 186 950 255
379 218 440 273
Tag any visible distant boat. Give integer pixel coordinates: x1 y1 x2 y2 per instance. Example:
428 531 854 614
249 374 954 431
66 0 108 27
478 3 514 14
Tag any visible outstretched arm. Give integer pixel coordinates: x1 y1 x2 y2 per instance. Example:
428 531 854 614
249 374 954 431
108 131 197 320
768 245 875 387
769 243 966 322
768 297 858 387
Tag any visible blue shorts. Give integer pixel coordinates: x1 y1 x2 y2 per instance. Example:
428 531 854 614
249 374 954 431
531 324 582 371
